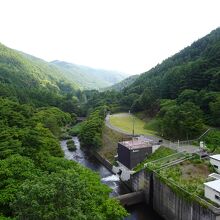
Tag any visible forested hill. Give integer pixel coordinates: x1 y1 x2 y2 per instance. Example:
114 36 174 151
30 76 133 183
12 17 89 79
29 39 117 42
120 27 220 139
0 42 84 111
124 27 220 102
82 28 220 140
0 42 126 111
102 74 139 92
0 45 127 219
51 60 126 90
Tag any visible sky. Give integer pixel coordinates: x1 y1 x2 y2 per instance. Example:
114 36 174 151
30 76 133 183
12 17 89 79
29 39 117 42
0 0 220 75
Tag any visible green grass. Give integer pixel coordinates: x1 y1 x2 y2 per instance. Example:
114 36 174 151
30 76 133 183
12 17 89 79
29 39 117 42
69 122 83 136
134 146 176 171
109 113 158 135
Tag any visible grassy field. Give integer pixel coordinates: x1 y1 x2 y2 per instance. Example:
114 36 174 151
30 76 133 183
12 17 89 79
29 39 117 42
109 113 158 135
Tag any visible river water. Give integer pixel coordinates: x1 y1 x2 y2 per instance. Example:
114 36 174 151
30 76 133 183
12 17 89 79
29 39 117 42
60 137 163 220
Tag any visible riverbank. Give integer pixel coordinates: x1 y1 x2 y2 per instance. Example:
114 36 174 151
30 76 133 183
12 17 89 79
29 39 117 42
60 136 163 220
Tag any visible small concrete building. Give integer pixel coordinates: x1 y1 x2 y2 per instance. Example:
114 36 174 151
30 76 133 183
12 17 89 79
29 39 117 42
204 179 220 206
117 138 153 170
209 155 220 173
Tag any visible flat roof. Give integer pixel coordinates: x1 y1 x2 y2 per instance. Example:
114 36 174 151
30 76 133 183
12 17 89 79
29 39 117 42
204 179 220 192
210 155 220 161
209 173 220 180
119 139 152 150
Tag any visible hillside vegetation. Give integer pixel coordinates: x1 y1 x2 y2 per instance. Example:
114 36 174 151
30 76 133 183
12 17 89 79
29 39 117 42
0 43 128 219
0 43 126 114
0 43 83 114
0 98 127 220
85 28 220 141
123 28 220 140
103 74 139 92
51 60 126 90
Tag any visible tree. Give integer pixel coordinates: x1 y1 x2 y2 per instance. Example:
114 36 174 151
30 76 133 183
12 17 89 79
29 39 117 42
210 96 220 126
11 163 127 220
162 102 204 140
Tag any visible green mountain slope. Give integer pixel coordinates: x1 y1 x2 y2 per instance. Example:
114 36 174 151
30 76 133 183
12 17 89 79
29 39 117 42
120 27 220 138
0 43 82 111
84 28 220 140
124 27 220 99
51 60 126 90
103 74 139 91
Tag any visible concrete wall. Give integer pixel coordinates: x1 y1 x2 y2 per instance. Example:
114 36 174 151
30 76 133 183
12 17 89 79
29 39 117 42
92 151 112 171
130 147 152 169
210 158 220 173
152 174 220 220
205 186 220 206
118 143 131 169
130 169 152 204
130 169 220 220
118 143 152 169
112 162 134 181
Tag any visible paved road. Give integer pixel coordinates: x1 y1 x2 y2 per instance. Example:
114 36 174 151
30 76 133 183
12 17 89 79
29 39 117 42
105 113 201 154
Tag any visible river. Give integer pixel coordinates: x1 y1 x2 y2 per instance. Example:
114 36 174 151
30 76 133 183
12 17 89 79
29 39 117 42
60 137 163 220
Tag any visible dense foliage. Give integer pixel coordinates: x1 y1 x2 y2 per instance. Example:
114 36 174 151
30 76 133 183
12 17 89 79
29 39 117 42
203 130 220 153
158 100 204 139
0 98 127 219
66 139 77 151
0 43 84 115
79 106 107 150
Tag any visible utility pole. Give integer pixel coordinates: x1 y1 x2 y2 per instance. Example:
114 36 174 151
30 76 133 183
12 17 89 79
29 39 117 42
132 115 135 138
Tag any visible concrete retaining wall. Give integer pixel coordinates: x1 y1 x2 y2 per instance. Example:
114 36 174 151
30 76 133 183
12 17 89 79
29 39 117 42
152 174 220 220
92 151 113 171
130 169 220 220
130 169 152 204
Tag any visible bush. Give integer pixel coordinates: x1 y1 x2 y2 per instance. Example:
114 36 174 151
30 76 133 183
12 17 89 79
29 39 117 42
203 130 220 153
60 133 72 140
79 106 106 150
66 140 76 151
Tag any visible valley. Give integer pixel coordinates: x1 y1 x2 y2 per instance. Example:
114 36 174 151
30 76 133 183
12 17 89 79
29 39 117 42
0 27 220 220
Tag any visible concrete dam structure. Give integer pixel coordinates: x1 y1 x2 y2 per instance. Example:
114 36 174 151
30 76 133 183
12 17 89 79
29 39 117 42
130 169 220 220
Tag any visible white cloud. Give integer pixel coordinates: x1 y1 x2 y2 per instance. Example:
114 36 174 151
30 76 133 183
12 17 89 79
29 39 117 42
0 0 219 75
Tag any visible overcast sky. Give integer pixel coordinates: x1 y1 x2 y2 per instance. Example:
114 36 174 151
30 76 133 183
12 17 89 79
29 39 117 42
0 0 219 75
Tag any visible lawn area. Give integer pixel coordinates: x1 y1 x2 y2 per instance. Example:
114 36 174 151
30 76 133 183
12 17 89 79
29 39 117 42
109 113 158 135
